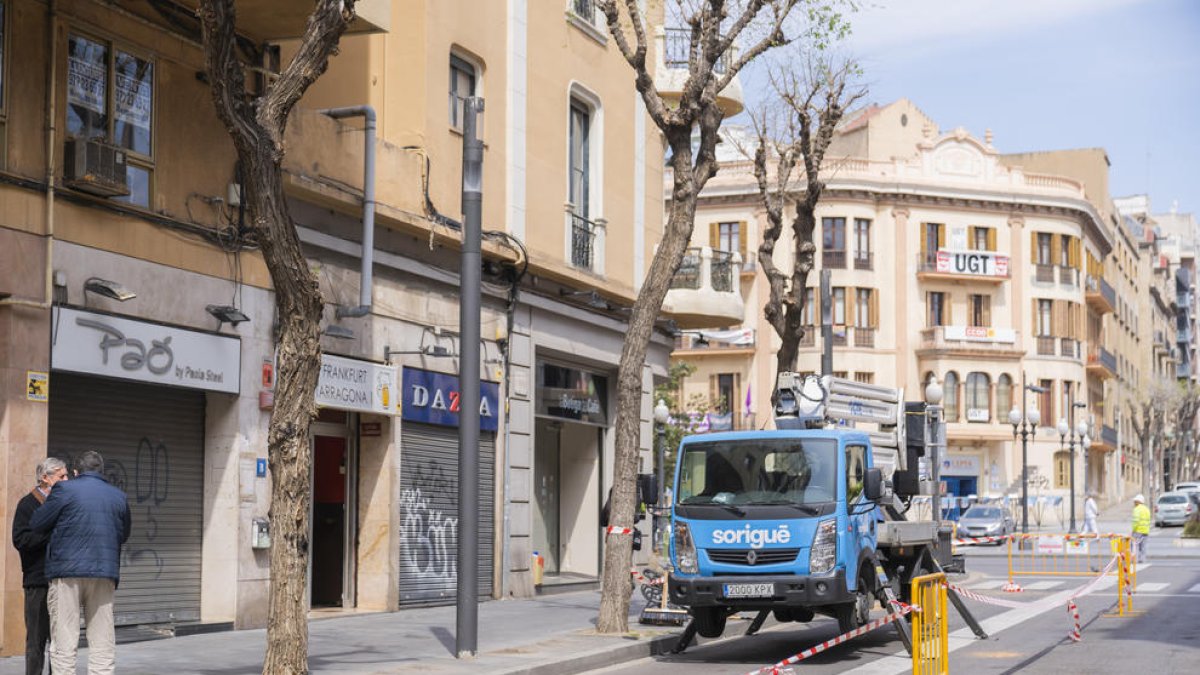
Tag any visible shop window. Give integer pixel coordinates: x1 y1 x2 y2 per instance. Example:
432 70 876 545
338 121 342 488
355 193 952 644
944 371 959 423
66 33 154 207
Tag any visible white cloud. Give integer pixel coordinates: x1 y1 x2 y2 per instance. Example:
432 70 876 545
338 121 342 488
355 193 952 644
846 0 1149 56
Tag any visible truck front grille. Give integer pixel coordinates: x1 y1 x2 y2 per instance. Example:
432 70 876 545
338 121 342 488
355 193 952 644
707 548 800 566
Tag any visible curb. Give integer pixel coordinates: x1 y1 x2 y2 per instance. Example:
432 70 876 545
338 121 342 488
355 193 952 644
494 631 680 675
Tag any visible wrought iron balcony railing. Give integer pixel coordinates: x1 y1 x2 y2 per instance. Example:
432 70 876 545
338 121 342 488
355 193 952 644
571 211 598 270
663 27 733 74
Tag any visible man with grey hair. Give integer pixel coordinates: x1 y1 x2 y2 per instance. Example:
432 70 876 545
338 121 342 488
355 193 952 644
11 457 68 674
31 451 130 675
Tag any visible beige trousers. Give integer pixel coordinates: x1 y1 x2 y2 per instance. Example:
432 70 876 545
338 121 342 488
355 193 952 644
47 577 116 675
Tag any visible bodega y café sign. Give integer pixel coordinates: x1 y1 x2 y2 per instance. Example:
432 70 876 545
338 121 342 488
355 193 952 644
52 306 241 393
316 354 397 415
401 367 500 431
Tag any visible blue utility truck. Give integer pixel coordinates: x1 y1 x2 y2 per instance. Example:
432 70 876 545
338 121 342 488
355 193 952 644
668 373 956 640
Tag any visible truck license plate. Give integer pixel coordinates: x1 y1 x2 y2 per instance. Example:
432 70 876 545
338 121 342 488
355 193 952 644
723 582 774 599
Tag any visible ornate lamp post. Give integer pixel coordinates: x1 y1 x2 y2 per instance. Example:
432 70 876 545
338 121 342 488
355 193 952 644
1009 374 1046 534
925 377 944 527
1057 399 1088 533
653 398 670 553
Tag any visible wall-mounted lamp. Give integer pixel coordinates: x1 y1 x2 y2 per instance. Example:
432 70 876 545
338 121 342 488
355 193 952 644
206 304 250 327
384 344 455 360
84 277 136 302
323 324 356 340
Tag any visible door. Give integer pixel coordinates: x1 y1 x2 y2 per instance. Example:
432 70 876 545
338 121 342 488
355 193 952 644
533 420 561 574
311 435 347 607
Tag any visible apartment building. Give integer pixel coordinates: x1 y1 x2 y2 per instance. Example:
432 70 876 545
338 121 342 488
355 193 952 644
0 0 726 648
673 99 1119 523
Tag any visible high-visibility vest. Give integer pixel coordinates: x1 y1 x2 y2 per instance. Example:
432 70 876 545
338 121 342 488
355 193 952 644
1132 503 1151 534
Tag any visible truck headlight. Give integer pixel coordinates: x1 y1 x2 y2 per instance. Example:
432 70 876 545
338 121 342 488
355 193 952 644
674 522 698 574
810 518 837 575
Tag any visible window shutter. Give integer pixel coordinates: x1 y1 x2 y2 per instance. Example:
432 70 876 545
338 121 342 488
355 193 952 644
1074 240 1084 271
983 296 992 327
1031 231 1037 263
870 289 879 328
987 228 997 252
1051 236 1062 266
968 226 977 249
937 224 945 249
844 287 854 325
738 221 748 259
709 223 720 249
709 375 718 410
1032 299 1038 335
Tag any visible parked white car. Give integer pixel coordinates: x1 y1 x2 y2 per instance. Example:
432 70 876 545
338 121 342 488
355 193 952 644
1155 491 1195 527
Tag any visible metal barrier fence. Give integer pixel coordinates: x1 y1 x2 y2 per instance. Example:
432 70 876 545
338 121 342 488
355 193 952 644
911 572 948 675
1006 533 1137 615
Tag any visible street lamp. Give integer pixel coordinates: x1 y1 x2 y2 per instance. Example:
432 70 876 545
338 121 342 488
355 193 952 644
653 399 670 554
925 377 944 527
1009 373 1046 534
1056 396 1088 533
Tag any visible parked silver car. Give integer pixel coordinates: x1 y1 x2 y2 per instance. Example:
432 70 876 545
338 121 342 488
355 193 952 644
1155 492 1195 527
957 505 1015 543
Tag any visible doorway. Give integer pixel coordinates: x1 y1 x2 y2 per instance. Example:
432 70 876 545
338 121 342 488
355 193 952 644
311 435 347 607
533 418 603 580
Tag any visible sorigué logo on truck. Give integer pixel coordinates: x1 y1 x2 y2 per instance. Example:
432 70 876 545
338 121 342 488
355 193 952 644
710 524 792 549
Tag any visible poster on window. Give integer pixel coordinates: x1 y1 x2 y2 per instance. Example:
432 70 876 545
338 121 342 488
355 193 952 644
115 56 153 129
67 52 106 115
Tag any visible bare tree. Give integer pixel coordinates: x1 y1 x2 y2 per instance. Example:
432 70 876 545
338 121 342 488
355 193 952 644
749 57 863 384
1166 381 1199 488
197 1 356 671
593 0 851 632
1129 380 1173 505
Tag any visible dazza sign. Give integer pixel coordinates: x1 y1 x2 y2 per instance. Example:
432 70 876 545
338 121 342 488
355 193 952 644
935 250 1010 277
51 306 240 393
401 367 499 432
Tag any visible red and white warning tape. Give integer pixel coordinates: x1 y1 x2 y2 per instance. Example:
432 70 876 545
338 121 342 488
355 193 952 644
745 603 917 675
953 535 1011 546
605 526 635 535
629 568 664 586
1067 600 1081 642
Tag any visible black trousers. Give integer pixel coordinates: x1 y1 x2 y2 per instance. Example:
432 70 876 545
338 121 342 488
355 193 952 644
23 585 49 675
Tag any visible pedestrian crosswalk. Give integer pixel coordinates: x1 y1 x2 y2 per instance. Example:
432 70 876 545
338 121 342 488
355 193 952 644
961 577 1197 593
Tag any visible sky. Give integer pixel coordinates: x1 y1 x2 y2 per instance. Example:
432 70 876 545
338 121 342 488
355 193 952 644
740 0 1200 215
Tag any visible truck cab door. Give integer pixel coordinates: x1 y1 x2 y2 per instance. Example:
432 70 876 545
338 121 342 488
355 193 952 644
845 443 876 587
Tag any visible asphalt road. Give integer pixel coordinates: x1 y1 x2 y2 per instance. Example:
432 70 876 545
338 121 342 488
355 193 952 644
591 528 1200 674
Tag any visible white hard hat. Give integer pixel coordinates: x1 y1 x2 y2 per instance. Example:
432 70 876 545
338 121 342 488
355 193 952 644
1133 494 1145 503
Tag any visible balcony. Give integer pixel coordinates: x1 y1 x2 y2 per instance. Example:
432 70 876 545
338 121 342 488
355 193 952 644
916 250 1009 284
165 0 390 41
1058 266 1078 288
664 246 744 329
1092 424 1119 452
823 250 847 269
1084 275 1116 314
854 252 874 271
916 325 1023 361
1035 264 1056 283
655 27 745 116
1060 338 1079 359
1086 346 1117 379
570 211 600 270
854 326 876 348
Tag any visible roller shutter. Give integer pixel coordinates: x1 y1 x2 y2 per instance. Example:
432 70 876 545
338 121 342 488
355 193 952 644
399 423 495 605
47 373 204 626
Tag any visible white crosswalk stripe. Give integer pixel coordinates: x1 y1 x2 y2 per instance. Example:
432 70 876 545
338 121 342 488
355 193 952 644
1189 583 1200 593
1093 576 1118 589
1024 580 1063 590
966 579 1008 590
1137 582 1170 592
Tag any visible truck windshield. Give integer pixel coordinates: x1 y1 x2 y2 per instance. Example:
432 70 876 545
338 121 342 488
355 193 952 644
677 438 837 506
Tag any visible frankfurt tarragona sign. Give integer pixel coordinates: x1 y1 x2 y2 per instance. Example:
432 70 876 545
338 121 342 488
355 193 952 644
51 306 241 394
935 250 1010 277
316 353 397 415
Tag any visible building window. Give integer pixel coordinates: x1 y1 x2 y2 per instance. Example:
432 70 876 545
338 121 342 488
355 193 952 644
855 288 872 327
802 287 815 326
712 221 746 258
822 217 846 267
567 97 595 269
854 218 872 268
944 371 959 423
1060 234 1072 267
854 372 875 384
66 34 154 207
995 374 1012 420
1037 299 1053 336
831 287 846 325
1054 451 1069 489
927 291 945 327
449 54 477 129
969 294 990 327
922 223 944 263
965 372 990 422
1038 379 1054 423
1036 233 1053 265
571 0 596 23
712 372 739 414
970 226 995 251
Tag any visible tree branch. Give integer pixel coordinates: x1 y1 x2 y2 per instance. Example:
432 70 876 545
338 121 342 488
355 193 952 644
197 0 261 153
598 0 673 127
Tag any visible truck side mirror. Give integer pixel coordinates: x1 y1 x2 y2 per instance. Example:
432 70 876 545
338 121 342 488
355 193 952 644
865 468 883 502
637 473 660 507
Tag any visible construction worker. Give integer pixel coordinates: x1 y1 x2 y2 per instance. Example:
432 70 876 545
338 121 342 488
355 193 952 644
1131 494 1151 563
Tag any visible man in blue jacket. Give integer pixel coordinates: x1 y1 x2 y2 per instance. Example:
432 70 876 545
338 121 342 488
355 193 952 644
30 451 130 675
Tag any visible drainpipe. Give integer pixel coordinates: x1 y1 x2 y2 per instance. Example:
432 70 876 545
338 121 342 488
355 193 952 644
3 0 56 310
319 106 377 318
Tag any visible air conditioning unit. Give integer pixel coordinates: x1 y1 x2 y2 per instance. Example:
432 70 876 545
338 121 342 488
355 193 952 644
63 138 130 197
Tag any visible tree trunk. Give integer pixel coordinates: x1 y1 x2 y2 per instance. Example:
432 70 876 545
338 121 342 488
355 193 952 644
596 149 699 633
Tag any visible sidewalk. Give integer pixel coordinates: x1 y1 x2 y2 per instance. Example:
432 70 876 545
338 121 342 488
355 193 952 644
0 591 683 675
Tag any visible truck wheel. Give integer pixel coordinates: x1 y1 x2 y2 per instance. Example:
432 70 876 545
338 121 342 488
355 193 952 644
836 574 872 634
693 607 727 638
773 607 814 624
